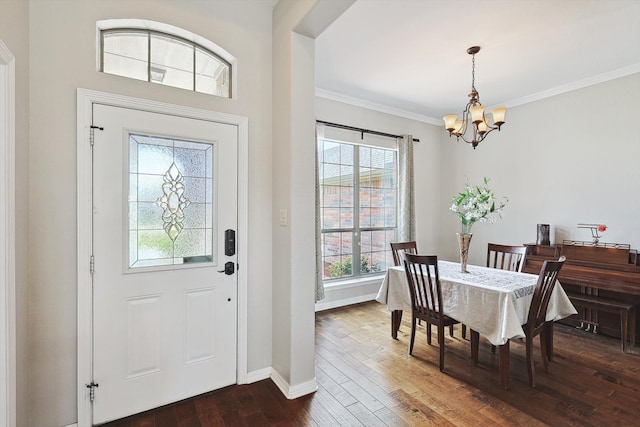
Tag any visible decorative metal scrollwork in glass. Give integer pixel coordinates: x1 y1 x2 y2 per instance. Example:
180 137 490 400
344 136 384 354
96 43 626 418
156 163 191 241
128 134 214 268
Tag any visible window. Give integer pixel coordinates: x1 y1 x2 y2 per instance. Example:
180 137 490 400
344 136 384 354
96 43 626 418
101 29 231 97
128 134 214 269
318 138 397 281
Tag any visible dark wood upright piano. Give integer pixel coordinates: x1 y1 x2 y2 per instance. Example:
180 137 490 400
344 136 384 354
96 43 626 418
523 242 640 348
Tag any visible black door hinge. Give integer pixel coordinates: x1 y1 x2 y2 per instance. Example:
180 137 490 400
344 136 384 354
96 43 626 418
89 125 104 146
86 381 99 402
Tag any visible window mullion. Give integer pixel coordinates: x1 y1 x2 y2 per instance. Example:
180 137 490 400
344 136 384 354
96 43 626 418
147 31 151 83
352 146 361 276
192 44 196 91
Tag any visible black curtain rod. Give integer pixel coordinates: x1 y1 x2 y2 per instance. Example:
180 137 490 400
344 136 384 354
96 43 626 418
316 120 420 143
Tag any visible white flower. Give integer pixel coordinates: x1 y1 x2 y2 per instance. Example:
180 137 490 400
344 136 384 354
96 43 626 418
450 177 508 233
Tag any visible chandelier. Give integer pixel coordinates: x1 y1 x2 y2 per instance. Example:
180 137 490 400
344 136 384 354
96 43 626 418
443 46 507 149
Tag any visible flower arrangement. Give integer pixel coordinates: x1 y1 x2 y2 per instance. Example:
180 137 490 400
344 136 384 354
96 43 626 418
450 177 508 234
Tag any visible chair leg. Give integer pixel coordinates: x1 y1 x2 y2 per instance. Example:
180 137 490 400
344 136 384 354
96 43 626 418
526 336 536 387
449 324 454 337
499 342 510 390
539 333 549 372
391 310 402 340
470 330 479 365
462 324 467 339
620 308 628 352
438 324 445 372
544 322 554 361
426 322 432 345
409 317 417 355
629 307 637 352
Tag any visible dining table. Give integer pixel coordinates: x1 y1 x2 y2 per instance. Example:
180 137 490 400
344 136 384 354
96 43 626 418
376 260 577 389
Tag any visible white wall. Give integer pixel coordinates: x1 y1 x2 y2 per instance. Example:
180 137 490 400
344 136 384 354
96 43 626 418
0 1 29 426
0 38 16 427
271 0 354 396
27 1 273 426
272 0 306 393
436 73 640 266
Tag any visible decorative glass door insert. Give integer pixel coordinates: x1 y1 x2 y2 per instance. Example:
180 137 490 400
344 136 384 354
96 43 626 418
128 134 214 269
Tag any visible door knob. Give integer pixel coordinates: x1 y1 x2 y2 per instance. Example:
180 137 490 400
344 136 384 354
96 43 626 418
218 261 235 275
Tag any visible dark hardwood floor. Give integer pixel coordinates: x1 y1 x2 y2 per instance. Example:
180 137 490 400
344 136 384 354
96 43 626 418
104 301 640 426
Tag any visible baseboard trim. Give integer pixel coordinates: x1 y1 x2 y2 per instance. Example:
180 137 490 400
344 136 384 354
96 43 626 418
245 367 271 384
64 368 315 426
270 368 318 400
315 293 377 312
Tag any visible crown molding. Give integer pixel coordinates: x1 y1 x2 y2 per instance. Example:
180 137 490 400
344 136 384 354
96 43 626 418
316 63 640 126
315 88 442 126
503 63 640 109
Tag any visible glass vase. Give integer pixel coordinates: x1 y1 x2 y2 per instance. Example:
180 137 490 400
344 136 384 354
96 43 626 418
457 232 473 273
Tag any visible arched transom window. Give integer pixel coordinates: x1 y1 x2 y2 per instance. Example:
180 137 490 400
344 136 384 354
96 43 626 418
99 20 233 98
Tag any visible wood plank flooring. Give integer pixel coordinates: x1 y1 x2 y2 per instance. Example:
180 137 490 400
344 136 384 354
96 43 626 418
104 301 640 426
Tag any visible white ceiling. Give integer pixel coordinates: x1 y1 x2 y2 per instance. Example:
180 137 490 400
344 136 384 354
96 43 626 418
315 0 640 124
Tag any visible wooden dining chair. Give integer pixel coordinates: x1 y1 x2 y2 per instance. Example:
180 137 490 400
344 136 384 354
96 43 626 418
388 242 419 336
522 255 566 387
470 255 566 387
403 253 460 372
391 241 454 335
390 241 418 266
487 243 528 273
465 243 528 340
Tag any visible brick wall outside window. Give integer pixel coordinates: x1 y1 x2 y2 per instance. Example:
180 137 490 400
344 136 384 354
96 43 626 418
318 139 397 280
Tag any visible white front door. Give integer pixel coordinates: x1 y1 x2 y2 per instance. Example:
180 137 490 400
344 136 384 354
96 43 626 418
91 103 237 424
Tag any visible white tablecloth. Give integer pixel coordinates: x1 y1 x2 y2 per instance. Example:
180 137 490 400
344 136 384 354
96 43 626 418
376 260 577 345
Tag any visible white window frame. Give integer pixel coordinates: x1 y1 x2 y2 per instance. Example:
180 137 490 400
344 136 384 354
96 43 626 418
317 126 399 285
96 19 237 98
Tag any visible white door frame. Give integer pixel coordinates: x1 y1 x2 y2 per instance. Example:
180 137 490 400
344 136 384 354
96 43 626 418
0 39 16 427
76 89 249 427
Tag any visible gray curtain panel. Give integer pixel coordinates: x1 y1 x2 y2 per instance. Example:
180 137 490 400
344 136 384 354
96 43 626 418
398 134 415 242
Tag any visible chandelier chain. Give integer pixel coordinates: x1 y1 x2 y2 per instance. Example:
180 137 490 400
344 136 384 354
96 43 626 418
471 53 476 94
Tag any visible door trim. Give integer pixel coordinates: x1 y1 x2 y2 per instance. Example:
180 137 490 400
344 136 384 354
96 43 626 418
0 39 16 427
76 89 249 427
